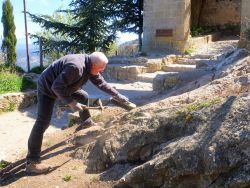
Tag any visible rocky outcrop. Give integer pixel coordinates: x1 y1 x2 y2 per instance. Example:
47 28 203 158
71 55 250 188
116 95 250 188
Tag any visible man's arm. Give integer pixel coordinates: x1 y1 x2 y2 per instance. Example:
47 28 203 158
89 73 128 102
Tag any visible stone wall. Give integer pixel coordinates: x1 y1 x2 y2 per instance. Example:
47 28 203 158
142 0 247 53
239 0 250 49
197 0 241 27
241 0 250 39
0 91 37 112
142 0 191 53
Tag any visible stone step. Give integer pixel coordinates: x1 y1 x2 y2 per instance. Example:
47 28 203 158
175 57 215 65
137 71 177 83
152 69 209 91
175 58 197 65
195 59 218 68
104 64 147 81
162 64 196 72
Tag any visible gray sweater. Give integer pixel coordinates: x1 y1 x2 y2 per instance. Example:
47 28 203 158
38 54 118 104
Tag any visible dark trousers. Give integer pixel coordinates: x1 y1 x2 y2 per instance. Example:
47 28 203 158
26 89 91 162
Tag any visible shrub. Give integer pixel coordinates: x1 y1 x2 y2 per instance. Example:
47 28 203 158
0 64 25 73
30 66 47 74
0 72 36 94
191 26 217 37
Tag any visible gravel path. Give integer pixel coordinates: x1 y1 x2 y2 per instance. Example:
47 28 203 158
0 104 68 162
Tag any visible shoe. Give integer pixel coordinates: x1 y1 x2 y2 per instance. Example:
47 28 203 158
75 119 104 132
26 161 51 174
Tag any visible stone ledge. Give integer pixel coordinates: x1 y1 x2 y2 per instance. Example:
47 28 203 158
152 70 209 91
0 91 37 112
162 64 196 72
187 32 221 49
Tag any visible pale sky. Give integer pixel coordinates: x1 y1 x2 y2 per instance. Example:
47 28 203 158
0 0 71 39
0 0 137 43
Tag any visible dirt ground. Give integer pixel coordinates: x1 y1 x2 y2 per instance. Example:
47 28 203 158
0 107 125 188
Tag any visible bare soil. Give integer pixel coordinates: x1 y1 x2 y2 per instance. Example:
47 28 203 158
0 107 125 188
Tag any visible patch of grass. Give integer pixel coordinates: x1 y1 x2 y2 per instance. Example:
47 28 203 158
184 48 194 55
173 98 222 124
0 72 36 95
179 97 222 113
0 100 17 113
177 97 222 116
89 174 100 181
0 160 10 170
63 174 72 182
7 100 16 111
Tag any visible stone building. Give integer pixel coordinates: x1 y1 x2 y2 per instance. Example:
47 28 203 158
142 0 250 53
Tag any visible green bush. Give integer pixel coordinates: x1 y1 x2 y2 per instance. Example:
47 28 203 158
30 66 47 74
0 72 36 94
0 64 25 73
191 26 217 37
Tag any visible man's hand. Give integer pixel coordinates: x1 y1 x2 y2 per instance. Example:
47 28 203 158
113 93 129 103
68 101 86 111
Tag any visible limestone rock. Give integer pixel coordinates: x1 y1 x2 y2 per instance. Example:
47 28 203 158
84 95 250 188
72 125 105 146
73 54 250 188
145 59 163 73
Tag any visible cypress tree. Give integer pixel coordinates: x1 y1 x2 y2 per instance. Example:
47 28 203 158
1 0 17 66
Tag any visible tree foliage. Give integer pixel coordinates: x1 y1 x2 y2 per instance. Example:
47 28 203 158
1 0 17 66
28 0 143 53
113 0 143 51
30 12 75 61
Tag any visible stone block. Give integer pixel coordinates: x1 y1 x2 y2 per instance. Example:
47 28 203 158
145 59 163 73
0 91 37 112
162 55 178 65
162 64 196 72
152 73 179 91
163 75 179 89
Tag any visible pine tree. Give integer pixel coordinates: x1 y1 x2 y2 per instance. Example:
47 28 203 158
28 0 116 53
1 0 17 66
113 0 143 51
28 0 143 53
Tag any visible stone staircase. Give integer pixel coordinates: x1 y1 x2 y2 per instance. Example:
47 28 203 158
104 55 213 91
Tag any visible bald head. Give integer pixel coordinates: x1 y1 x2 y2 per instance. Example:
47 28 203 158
90 52 108 66
89 52 108 75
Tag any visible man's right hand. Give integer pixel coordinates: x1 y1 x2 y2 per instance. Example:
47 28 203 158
68 101 86 111
113 93 129 103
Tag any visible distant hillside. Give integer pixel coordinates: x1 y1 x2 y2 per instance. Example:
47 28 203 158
117 39 139 56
